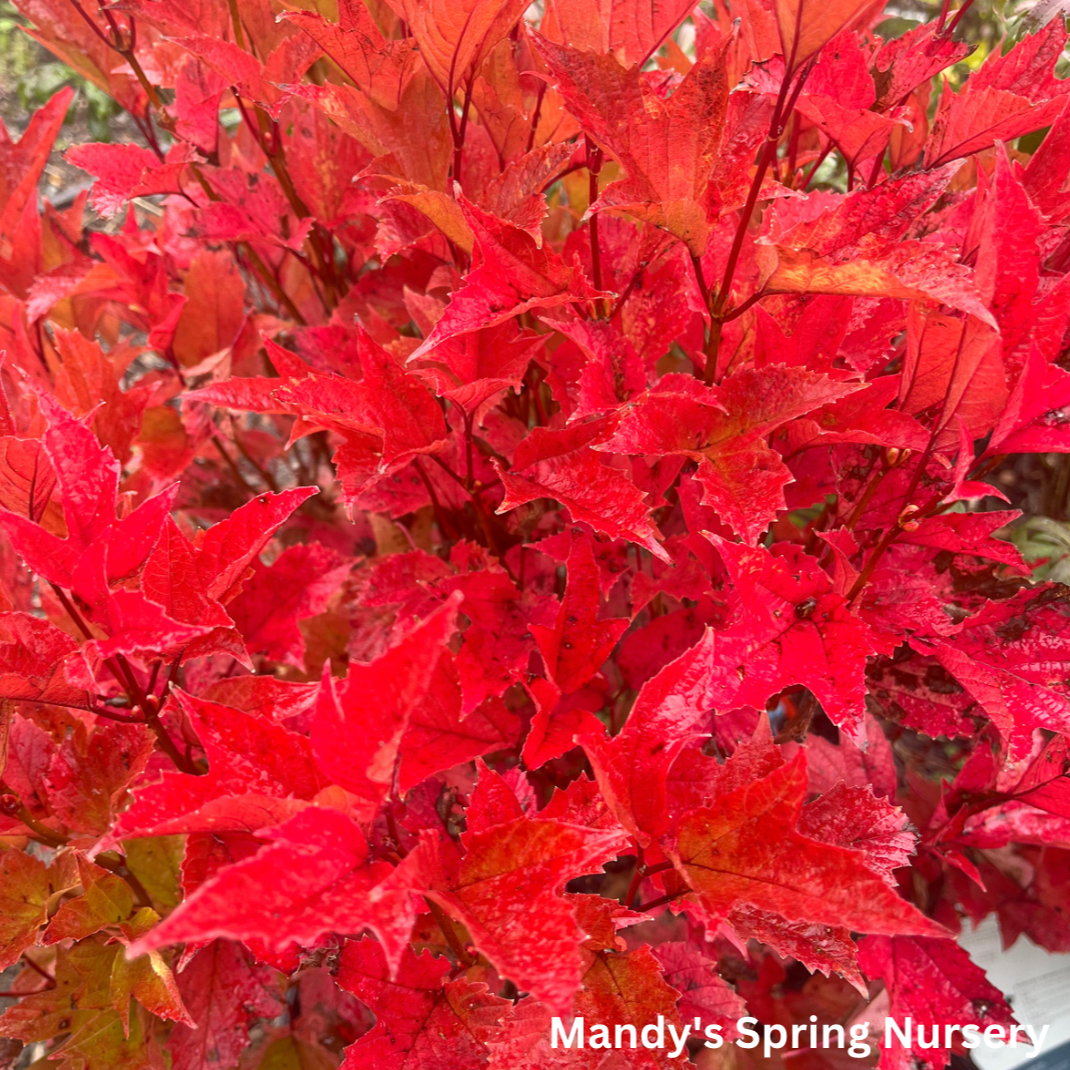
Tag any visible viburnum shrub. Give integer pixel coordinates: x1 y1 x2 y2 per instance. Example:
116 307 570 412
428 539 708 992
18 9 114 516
1 0 1070 1065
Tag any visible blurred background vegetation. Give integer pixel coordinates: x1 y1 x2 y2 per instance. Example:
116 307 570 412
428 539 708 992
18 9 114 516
0 0 120 139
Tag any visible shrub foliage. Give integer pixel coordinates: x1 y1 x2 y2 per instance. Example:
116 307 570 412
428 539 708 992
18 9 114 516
0 0 1069 1067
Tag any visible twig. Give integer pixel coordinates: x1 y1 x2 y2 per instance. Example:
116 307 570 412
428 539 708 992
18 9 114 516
424 897 474 967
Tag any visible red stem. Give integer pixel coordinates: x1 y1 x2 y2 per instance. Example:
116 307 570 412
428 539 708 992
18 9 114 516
947 0 977 34
866 149 887 189
65 0 115 50
13 695 143 724
413 459 457 541
463 411 476 491
624 843 645 909
585 136 607 317
786 111 801 184
452 75 476 186
636 891 686 913
801 141 835 190
722 290 767 322
716 63 813 308
847 327 972 601
22 958 54 984
425 897 474 967
526 81 547 154
698 62 813 383
47 583 197 774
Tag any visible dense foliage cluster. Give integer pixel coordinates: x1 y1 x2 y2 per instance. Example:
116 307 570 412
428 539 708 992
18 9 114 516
0 0 1069 1065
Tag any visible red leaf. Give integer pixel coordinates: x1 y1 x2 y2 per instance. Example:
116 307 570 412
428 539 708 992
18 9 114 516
446 570 549 713
397 656 520 794
118 691 326 838
920 587 1070 756
927 22 1070 166
0 613 87 706
465 758 528 832
857 936 1017 1070
774 0 883 66
530 534 628 695
311 594 461 814
410 812 621 1010
66 143 193 219
385 0 528 98
729 905 868 992
670 749 946 938
871 23 969 111
45 721 156 836
133 807 420 972
990 344 1070 454
521 675 605 770
194 487 319 603
227 543 350 668
337 937 510 1070
0 395 119 585
411 321 544 415
544 0 694 64
496 423 670 560
603 367 857 541
532 35 730 255
0 87 74 239
651 941 746 1031
4 1 1070 1055
167 940 285 1070
709 538 881 737
410 202 604 359
798 782 916 882
561 941 688 1069
582 629 725 842
171 249 247 369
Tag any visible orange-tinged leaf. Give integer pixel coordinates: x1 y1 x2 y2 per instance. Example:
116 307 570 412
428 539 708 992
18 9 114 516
544 0 695 65
383 186 476 251
0 846 50 971
533 35 730 255
43 856 135 944
758 242 996 326
171 249 247 368
110 908 193 1035
670 752 946 937
385 0 529 97
774 0 883 67
0 936 155 1070
570 944 688 1069
0 437 56 527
